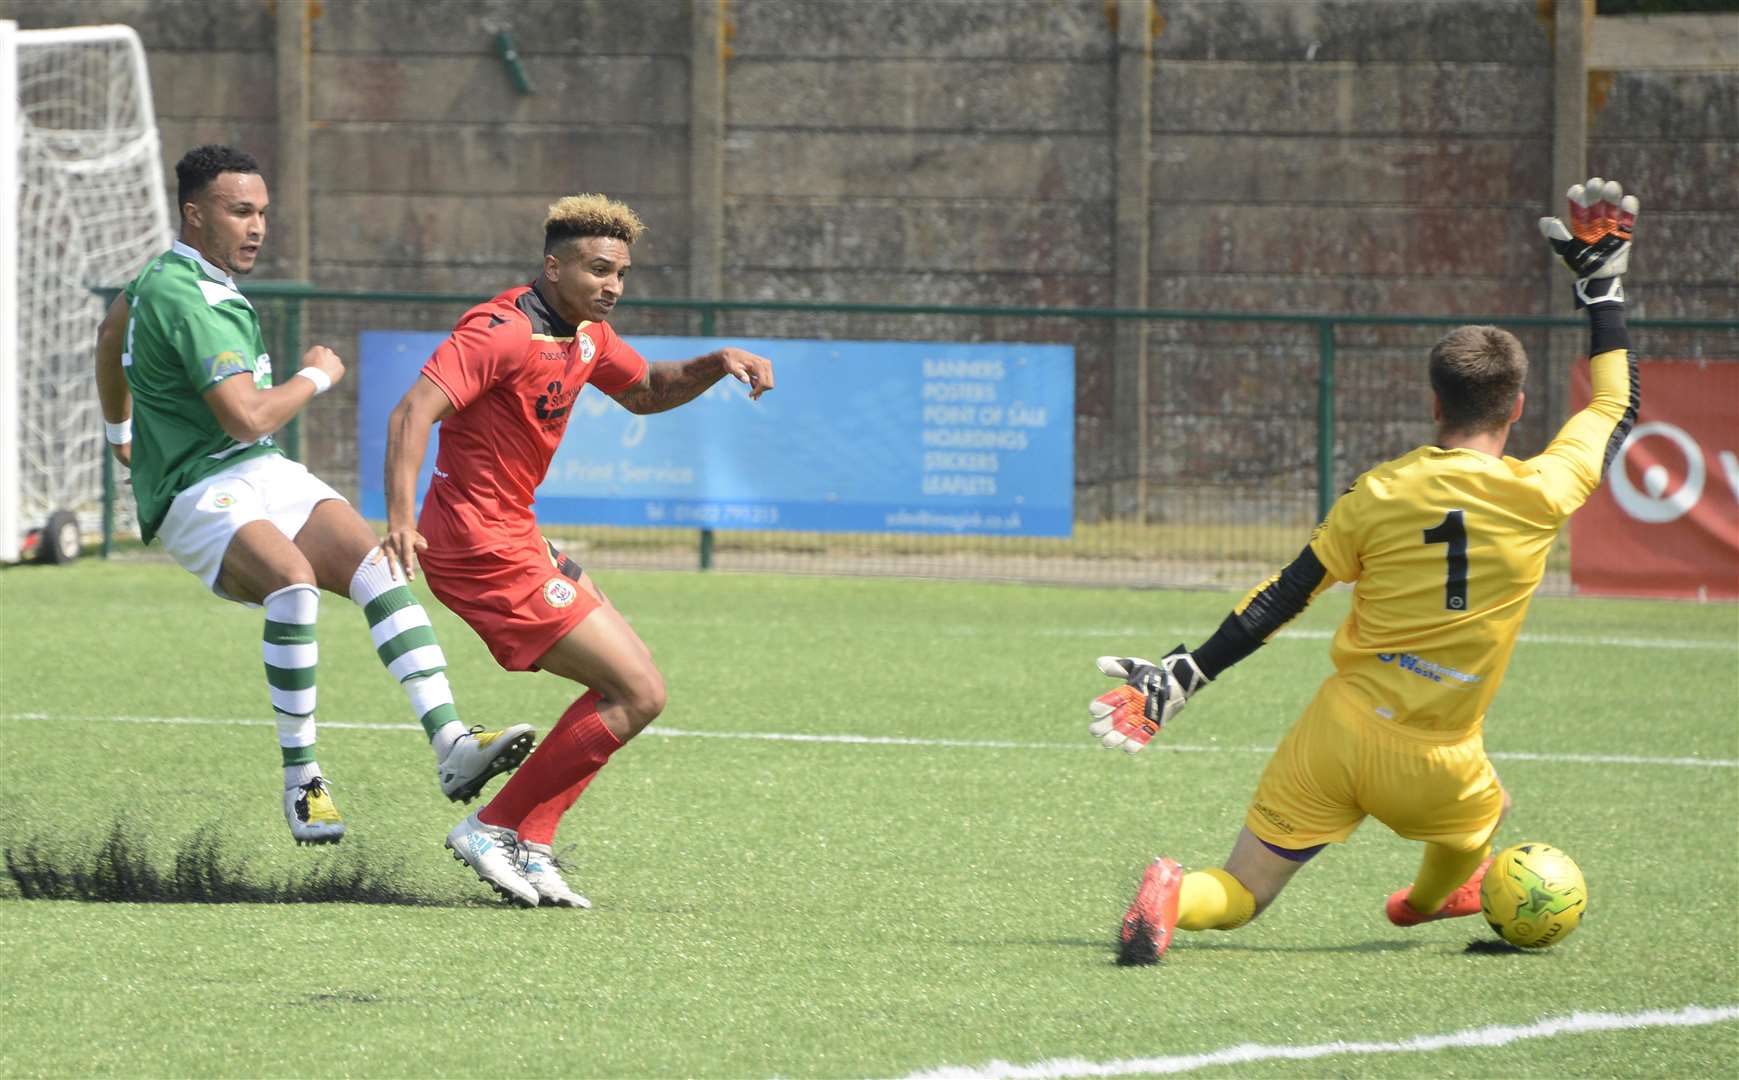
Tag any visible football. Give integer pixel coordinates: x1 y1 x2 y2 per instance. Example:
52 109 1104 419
1480 842 1588 949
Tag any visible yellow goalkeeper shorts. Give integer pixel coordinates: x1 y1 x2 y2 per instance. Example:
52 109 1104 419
1245 675 1504 853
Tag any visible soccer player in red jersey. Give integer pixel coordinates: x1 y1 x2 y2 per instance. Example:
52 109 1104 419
382 194 774 907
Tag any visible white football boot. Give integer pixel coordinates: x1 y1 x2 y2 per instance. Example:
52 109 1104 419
437 724 536 803
444 812 538 907
284 777 346 845
516 842 592 909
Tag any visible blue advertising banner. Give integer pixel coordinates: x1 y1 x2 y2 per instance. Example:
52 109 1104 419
357 333 1074 536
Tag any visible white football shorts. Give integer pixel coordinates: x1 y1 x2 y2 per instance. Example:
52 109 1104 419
156 453 347 604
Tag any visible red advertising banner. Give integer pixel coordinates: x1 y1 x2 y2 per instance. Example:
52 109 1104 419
1570 359 1739 599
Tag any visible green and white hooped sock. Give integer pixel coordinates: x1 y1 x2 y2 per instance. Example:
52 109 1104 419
263 583 322 787
349 548 465 759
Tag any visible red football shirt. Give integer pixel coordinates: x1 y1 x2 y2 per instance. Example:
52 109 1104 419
418 283 647 551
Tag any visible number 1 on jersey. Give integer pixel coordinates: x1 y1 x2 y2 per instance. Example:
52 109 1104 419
1423 509 1469 611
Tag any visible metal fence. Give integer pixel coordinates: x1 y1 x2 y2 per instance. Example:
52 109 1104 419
101 284 1738 593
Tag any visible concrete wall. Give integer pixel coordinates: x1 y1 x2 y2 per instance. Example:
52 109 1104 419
1590 67 1739 320
7 0 1735 517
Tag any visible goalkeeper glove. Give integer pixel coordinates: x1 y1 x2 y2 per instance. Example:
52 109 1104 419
1087 647 1209 754
1539 176 1639 308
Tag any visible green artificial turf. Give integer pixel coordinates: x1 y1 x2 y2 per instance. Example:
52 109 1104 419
1 560 1734 1077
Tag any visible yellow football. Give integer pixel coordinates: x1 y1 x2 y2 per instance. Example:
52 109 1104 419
1480 842 1587 949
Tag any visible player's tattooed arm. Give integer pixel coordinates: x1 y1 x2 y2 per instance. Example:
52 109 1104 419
611 347 774 414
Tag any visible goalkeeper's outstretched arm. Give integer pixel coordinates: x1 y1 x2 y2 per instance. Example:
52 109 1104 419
1531 177 1642 517
1192 545 1338 679
95 293 132 465
1087 545 1337 752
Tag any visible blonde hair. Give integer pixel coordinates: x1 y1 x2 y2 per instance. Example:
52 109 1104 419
1428 325 1529 433
543 193 645 255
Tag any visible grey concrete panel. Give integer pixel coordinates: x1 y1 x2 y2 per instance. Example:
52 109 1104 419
1619 211 1737 287
148 49 278 120
725 132 1114 200
1592 71 1739 141
1151 205 1540 280
310 125 690 197
311 0 688 56
1620 286 1739 320
723 199 1113 274
724 269 1113 310
1149 134 1548 206
310 261 691 303
311 53 687 124
313 193 688 266
1153 62 1551 136
1583 140 1739 211
1148 271 1543 316
727 58 1112 132
1152 0 1551 64
729 0 1112 60
1590 13 1739 71
157 118 279 179
4 0 272 50
1151 343 1318 416
705 274 1115 350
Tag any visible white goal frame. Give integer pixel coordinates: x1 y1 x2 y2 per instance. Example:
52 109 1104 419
0 20 170 561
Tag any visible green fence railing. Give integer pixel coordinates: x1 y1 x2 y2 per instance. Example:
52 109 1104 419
98 284 1738 589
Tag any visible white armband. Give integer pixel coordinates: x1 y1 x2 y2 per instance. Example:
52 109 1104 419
295 367 333 395
104 418 132 445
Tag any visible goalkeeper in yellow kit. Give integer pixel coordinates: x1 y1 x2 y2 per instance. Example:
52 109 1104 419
1093 180 1643 963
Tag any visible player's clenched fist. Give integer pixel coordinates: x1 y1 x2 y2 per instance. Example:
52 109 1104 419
1088 649 1209 753
300 344 346 386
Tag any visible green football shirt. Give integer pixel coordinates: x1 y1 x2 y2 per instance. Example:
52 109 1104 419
122 240 282 541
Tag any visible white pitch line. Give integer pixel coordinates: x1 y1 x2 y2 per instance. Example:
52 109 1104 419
1488 748 1739 769
1021 625 1739 653
2 712 1735 769
896 1003 1739 1080
642 615 1739 653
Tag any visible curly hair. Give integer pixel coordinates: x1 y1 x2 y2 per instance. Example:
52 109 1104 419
174 145 261 215
1428 325 1529 434
543 193 646 255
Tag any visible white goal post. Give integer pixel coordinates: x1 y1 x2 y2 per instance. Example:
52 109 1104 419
0 20 170 562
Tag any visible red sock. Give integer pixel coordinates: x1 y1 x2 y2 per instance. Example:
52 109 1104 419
517 772 599 845
478 691 620 835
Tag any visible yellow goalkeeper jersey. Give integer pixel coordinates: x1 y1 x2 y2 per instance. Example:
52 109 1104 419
1306 345 1636 736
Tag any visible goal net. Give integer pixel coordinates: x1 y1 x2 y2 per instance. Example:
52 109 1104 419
1 21 170 560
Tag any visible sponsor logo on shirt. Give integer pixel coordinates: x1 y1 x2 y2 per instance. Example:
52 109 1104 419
543 577 577 608
1376 652 1482 685
1252 801 1295 835
203 350 251 383
534 379 576 425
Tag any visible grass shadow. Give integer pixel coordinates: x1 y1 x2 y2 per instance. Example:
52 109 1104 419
3 820 462 906
1185 938 1435 954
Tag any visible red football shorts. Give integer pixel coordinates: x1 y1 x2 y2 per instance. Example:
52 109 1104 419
420 534 598 672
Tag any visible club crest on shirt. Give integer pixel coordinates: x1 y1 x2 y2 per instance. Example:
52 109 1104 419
578 333 596 364
543 576 578 608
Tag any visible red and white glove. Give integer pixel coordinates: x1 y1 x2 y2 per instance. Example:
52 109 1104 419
1087 647 1209 754
1539 177 1639 308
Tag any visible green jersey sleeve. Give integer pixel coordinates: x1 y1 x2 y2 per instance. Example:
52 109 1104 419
164 293 268 391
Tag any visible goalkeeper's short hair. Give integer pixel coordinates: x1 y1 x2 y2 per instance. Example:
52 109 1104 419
544 193 646 255
174 144 262 217
1428 325 1529 434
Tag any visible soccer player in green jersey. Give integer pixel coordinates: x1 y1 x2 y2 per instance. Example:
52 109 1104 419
93 145 536 844
1087 179 1643 962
